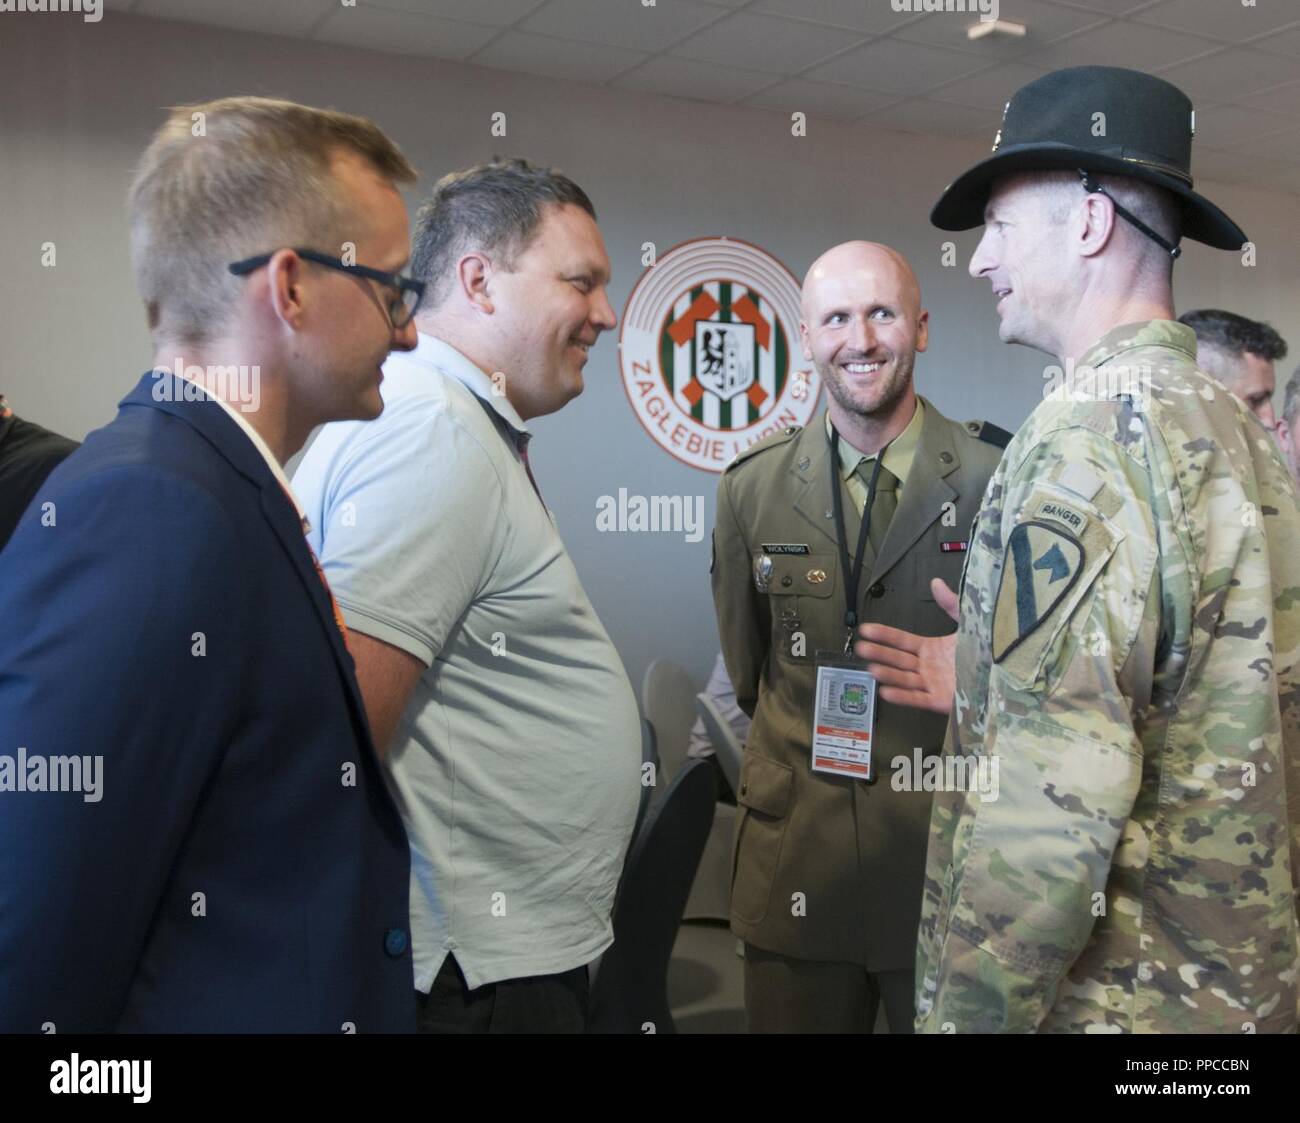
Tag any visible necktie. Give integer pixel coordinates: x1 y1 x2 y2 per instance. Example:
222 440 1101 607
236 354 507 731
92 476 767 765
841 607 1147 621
855 460 899 557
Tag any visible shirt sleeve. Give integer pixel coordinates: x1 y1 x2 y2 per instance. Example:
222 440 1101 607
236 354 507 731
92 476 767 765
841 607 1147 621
919 424 1160 1033
309 400 507 667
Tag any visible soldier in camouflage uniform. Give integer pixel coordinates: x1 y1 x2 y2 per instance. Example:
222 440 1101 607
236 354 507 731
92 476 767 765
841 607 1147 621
857 67 1300 1033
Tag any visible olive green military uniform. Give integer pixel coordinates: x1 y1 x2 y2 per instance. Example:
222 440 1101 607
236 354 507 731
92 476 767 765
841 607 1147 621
917 321 1300 1033
711 395 1006 1032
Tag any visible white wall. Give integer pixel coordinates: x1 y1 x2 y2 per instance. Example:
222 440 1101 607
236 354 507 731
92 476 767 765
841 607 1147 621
4 13 1299 692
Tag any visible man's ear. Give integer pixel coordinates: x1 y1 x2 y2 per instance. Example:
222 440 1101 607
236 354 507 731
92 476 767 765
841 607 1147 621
458 252 494 315
915 307 930 354
799 319 812 362
265 248 308 329
1078 192 1117 259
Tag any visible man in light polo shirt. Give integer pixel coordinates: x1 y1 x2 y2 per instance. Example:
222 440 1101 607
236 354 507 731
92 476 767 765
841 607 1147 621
293 158 639 1034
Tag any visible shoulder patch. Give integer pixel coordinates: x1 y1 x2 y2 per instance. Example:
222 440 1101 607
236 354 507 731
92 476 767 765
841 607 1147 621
724 425 802 472
993 522 1084 663
966 419 1014 449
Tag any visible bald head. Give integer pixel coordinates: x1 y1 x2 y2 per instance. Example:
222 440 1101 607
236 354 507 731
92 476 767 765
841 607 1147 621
802 241 922 320
800 241 928 429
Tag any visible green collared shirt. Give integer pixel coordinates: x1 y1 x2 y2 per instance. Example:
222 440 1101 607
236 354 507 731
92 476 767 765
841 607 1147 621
825 397 925 514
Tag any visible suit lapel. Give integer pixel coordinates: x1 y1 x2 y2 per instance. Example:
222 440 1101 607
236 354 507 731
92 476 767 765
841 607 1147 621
790 419 839 549
120 373 375 744
868 397 959 585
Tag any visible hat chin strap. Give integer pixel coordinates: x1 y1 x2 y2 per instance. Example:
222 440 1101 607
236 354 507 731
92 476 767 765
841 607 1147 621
1078 169 1182 259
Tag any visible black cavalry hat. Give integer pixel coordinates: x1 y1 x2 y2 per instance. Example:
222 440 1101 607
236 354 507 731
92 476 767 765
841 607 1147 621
931 66 1246 252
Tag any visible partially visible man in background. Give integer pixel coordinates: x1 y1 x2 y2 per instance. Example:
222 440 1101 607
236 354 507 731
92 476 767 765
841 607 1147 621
1275 366 1300 486
293 158 640 1034
0 393 78 551
1179 308 1288 428
0 96 421 1032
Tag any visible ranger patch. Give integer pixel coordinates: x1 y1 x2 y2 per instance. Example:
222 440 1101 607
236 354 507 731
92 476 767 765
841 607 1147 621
993 522 1085 662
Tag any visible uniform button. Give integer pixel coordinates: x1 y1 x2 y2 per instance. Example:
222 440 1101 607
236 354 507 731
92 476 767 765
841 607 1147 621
384 927 408 957
740 781 748 796
797 456 810 470
939 451 953 464
781 575 793 587
869 581 886 598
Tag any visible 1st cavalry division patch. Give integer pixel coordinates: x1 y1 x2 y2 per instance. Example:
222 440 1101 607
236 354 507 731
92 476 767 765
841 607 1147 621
992 521 1084 663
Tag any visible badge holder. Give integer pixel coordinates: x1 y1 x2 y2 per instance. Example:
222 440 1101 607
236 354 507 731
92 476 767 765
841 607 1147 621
811 652 877 781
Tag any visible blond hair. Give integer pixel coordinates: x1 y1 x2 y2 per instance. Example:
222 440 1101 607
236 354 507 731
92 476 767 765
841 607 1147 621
128 96 417 346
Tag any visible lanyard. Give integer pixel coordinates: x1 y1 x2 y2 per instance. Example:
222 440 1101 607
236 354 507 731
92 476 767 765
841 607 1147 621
829 425 890 654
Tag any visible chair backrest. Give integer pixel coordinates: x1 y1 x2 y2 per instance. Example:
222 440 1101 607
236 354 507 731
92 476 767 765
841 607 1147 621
586 759 717 1035
697 694 743 795
641 659 698 784
627 718 657 864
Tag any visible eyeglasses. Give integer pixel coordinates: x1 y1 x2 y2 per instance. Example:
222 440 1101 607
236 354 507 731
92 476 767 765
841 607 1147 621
228 248 426 328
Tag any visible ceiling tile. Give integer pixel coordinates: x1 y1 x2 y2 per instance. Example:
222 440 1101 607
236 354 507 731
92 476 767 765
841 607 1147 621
893 0 1106 58
748 0 921 34
670 11 858 75
1189 103 1295 149
612 56 775 102
1269 164 1300 194
864 97 1001 137
1238 79 1300 114
369 0 542 27
741 79 898 121
469 30 648 82
1157 47 1300 102
927 60 1048 108
1043 0 1156 12
1188 147 1254 184
1132 0 1300 43
1249 23 1300 59
313 6 498 58
1216 124 1300 161
519 0 724 52
135 0 335 36
1018 18 1220 70
806 38 990 94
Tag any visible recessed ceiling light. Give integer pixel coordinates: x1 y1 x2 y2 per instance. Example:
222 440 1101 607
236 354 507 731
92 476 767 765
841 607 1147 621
967 19 1027 41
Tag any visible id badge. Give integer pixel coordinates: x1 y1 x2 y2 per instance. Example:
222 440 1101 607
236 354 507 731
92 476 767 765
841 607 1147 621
811 652 877 781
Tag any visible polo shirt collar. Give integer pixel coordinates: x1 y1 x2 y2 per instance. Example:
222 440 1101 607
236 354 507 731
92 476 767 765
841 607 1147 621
404 332 531 438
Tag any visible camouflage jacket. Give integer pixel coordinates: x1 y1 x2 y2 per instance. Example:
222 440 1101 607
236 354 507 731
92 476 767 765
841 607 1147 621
916 320 1300 1033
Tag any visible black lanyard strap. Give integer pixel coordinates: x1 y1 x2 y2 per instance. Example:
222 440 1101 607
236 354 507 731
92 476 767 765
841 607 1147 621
829 425 890 652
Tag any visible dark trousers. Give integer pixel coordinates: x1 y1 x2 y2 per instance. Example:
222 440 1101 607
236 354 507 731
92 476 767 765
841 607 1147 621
744 944 915 1034
415 953 589 1034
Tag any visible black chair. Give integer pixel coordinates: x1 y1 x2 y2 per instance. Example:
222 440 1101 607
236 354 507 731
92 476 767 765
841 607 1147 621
629 717 658 854
587 758 717 1034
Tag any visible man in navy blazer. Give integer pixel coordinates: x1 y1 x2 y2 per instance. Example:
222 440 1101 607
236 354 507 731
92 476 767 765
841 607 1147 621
0 97 424 1032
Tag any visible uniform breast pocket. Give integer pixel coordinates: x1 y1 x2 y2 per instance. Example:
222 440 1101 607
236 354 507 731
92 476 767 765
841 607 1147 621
764 552 836 664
